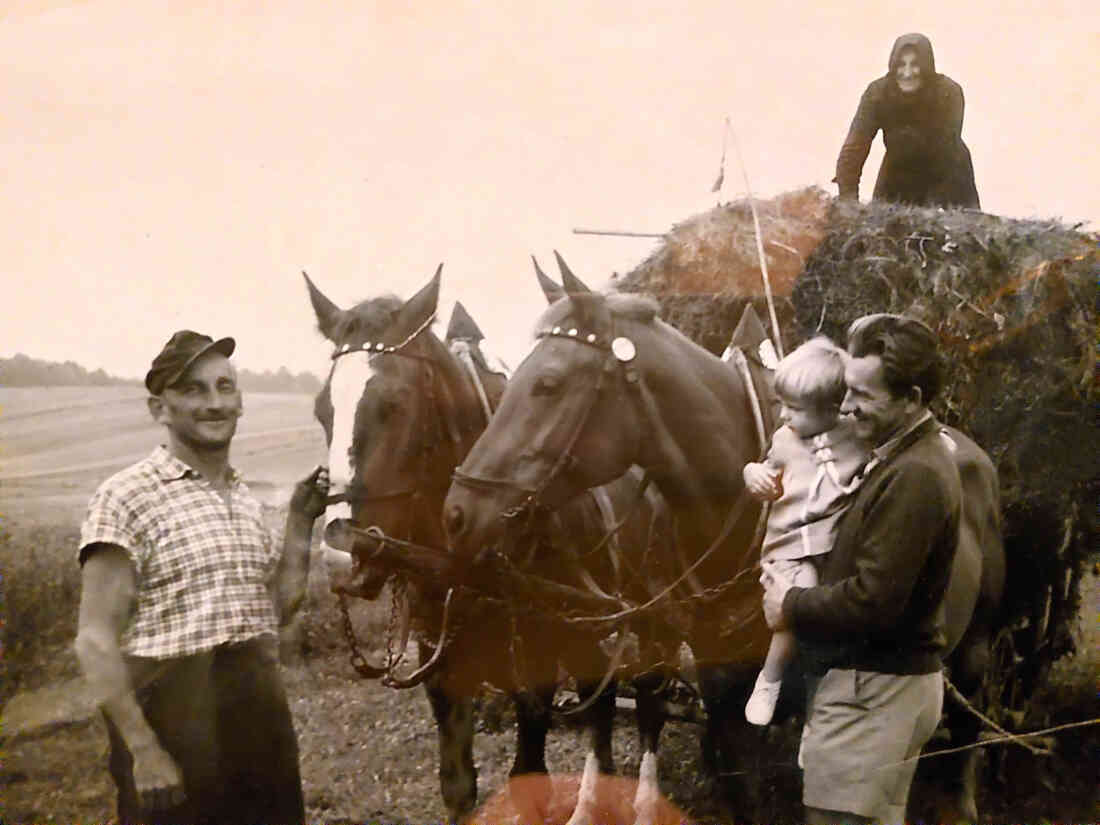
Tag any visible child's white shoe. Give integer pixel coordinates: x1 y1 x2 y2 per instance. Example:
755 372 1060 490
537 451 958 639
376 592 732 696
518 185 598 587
745 672 782 726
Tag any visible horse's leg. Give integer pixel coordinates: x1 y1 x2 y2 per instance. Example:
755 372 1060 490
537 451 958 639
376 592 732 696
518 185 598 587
508 686 555 824
424 668 477 823
543 624 616 825
630 667 670 825
694 656 763 823
941 629 992 823
562 681 617 825
511 687 554 776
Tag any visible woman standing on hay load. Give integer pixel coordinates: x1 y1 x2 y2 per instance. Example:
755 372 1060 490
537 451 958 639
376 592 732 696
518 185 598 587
834 33 980 209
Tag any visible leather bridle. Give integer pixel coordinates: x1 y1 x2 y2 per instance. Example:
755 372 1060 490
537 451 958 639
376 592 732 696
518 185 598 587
450 324 635 531
325 313 445 512
324 314 473 687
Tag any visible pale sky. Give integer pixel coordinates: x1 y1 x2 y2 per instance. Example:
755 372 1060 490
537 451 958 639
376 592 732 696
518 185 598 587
2 0 1096 380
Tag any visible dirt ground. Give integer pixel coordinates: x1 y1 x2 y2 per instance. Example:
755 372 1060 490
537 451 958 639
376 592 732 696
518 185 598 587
3 572 1097 825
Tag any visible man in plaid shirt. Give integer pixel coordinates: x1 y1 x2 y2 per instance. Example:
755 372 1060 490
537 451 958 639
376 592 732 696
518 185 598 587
74 330 328 825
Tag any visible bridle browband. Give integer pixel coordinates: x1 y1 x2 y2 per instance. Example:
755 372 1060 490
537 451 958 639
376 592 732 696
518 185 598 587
330 311 437 361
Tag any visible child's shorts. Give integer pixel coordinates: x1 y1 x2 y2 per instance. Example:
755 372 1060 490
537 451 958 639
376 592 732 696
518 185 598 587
762 555 819 588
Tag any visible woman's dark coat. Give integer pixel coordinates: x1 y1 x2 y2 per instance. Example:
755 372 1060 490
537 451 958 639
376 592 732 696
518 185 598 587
835 33 980 209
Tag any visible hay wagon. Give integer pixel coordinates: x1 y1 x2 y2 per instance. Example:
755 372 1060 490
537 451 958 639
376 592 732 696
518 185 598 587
611 187 1097 739
335 189 1093 756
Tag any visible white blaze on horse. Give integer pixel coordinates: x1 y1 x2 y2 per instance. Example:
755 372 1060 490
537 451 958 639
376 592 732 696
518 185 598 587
444 252 1006 823
305 267 678 824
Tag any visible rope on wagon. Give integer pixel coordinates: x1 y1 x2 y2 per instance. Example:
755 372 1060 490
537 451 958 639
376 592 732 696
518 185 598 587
893 717 1098 768
943 675 1049 755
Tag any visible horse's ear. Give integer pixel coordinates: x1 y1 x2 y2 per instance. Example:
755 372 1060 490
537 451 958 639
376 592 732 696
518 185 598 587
398 263 442 333
554 250 592 294
552 251 607 332
303 270 344 341
533 256 565 304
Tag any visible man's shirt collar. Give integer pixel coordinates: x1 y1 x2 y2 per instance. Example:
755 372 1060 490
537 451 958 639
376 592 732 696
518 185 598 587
871 410 934 466
149 444 240 485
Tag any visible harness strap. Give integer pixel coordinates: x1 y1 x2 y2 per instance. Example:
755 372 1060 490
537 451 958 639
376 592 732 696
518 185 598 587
450 468 537 496
589 485 623 588
576 471 652 565
564 485 756 625
728 346 770 458
451 341 495 424
554 626 630 719
520 347 615 514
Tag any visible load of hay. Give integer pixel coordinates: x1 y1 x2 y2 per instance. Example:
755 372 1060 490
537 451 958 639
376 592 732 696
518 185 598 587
615 190 1097 685
612 186 832 354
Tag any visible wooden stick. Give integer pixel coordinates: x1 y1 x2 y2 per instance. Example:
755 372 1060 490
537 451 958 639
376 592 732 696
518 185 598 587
573 228 666 238
727 117 786 358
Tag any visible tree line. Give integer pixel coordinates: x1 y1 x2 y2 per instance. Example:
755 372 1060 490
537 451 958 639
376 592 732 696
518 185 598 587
0 353 322 394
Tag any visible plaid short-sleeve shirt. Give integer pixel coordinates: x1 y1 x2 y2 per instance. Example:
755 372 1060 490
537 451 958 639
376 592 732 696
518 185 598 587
79 446 282 658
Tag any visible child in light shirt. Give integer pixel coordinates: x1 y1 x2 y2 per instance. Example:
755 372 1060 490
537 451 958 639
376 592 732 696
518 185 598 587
743 337 871 725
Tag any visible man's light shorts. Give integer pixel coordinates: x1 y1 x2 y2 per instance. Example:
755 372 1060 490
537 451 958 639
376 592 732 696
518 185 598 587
801 668 943 823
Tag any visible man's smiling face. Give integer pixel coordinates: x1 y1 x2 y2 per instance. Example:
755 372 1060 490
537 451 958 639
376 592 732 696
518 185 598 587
152 352 243 452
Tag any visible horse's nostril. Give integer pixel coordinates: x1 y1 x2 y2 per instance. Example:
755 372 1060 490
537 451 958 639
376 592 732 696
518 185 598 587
445 505 465 539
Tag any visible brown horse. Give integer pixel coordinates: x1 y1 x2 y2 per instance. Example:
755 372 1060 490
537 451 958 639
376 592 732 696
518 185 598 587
305 268 674 823
443 253 1005 822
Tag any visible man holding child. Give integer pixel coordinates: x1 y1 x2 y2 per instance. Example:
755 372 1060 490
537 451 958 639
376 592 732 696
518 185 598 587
758 314 961 825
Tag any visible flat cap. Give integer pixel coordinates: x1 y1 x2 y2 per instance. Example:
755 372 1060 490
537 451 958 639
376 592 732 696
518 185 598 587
144 330 236 395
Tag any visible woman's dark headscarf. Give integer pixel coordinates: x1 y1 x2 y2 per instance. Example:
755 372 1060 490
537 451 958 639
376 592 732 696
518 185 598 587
889 33 936 79
883 33 938 109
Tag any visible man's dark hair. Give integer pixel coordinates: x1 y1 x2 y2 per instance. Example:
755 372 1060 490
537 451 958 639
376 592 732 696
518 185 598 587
846 313 943 404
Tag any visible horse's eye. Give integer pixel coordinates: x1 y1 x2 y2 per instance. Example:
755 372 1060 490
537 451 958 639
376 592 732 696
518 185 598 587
532 375 560 396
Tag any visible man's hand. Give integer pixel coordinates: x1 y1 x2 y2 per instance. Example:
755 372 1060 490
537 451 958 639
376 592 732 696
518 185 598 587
743 462 783 501
289 465 329 521
761 561 795 630
131 740 186 811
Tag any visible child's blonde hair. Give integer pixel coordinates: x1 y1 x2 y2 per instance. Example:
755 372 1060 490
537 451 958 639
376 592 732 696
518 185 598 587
773 336 847 410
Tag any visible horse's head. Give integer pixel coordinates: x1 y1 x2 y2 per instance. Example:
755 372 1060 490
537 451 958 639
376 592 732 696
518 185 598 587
307 266 485 596
445 253 659 560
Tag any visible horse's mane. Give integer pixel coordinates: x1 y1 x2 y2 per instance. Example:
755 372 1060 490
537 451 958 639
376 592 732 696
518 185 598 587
533 291 660 336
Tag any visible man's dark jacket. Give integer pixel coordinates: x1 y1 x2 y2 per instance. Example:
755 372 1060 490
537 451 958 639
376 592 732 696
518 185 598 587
783 416 962 675
835 33 980 208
